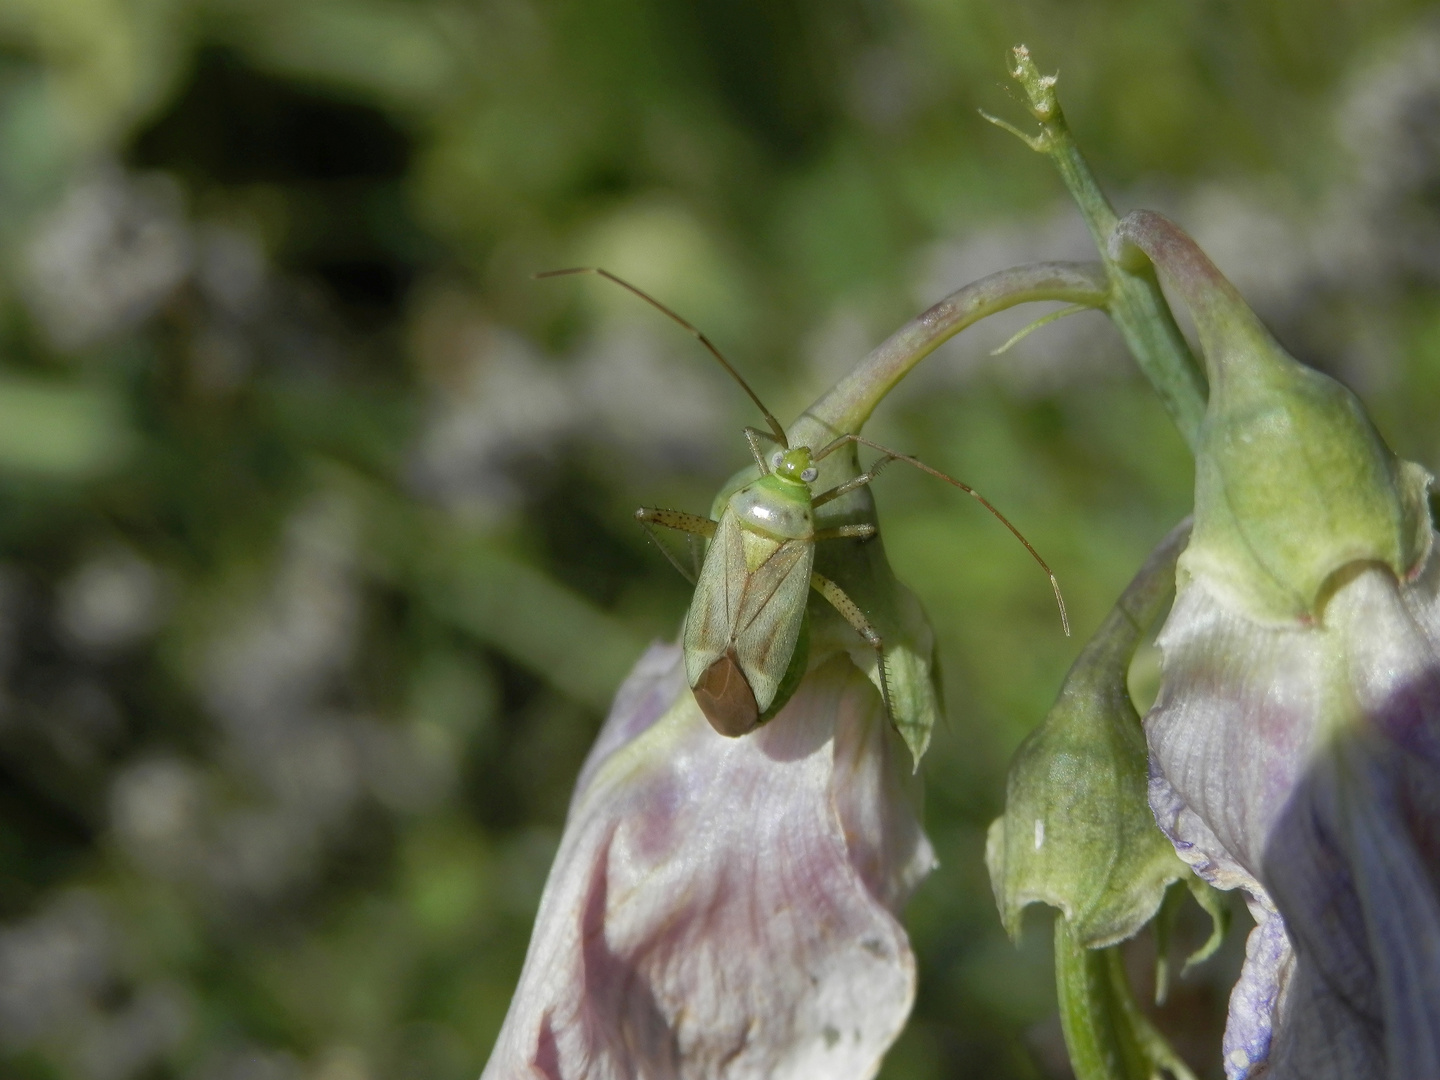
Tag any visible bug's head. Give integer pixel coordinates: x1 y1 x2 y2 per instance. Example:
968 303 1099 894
770 446 819 485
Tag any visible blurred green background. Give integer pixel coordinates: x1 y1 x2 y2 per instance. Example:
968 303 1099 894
0 0 1438 1077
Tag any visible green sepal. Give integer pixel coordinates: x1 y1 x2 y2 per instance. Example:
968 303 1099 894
1152 876 1229 1005
1181 875 1229 975
1152 884 1185 1006
807 491 941 770
853 577 940 770
803 446 942 770
1054 918 1197 1080
1189 360 1432 623
1111 210 1433 624
987 523 1192 948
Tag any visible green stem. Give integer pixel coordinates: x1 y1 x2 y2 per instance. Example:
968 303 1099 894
997 46 1208 450
792 260 1109 446
1054 917 1199 1080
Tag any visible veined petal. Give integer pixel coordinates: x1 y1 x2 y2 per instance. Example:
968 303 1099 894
1149 722 1296 1080
1147 544 1440 1080
482 644 934 1080
1146 579 1329 881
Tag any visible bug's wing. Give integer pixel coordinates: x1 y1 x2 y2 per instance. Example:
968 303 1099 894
684 511 815 716
732 538 814 713
683 509 747 690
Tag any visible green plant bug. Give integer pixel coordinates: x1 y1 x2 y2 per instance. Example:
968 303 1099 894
537 267 1068 738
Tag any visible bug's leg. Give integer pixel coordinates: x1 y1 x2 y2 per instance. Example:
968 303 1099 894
811 523 876 541
743 426 785 473
811 454 900 508
812 432 1070 636
636 507 718 537
809 570 896 728
636 507 718 585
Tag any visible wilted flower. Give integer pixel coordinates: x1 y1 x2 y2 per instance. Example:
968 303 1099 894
480 642 934 1080
1111 210 1440 1079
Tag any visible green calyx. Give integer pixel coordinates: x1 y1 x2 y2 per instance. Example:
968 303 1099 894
989 521 1227 1080
986 523 1192 947
1111 210 1433 624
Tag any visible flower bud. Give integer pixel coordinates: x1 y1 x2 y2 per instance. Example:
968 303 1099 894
481 644 934 1080
990 521 1225 1080
988 521 1192 949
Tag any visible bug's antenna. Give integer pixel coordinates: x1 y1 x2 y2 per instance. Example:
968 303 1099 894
816 433 1070 636
535 267 789 449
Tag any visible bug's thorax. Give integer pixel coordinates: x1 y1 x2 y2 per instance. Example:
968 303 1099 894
726 478 814 573
728 475 814 542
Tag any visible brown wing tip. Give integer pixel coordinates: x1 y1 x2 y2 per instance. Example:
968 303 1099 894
692 652 760 737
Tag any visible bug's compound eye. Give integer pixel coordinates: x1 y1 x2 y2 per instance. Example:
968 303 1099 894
800 466 818 483
771 451 785 469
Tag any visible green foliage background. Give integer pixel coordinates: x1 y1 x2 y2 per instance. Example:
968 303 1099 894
0 1 1437 1077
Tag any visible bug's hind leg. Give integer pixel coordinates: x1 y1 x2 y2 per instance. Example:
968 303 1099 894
809 570 895 728
636 507 717 585
812 523 876 542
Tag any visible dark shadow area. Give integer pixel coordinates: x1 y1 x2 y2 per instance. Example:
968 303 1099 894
130 46 425 326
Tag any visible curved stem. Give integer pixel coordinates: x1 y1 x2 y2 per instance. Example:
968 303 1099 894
791 260 1110 446
997 46 1208 449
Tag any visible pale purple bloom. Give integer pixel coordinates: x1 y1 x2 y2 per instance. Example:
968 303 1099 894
481 643 934 1080
1148 546 1440 1079
1104 208 1440 1079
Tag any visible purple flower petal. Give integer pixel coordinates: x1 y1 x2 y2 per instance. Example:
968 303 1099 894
1221 903 1293 1080
1147 549 1440 1080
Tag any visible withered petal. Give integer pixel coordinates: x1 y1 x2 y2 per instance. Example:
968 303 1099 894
482 644 933 1080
